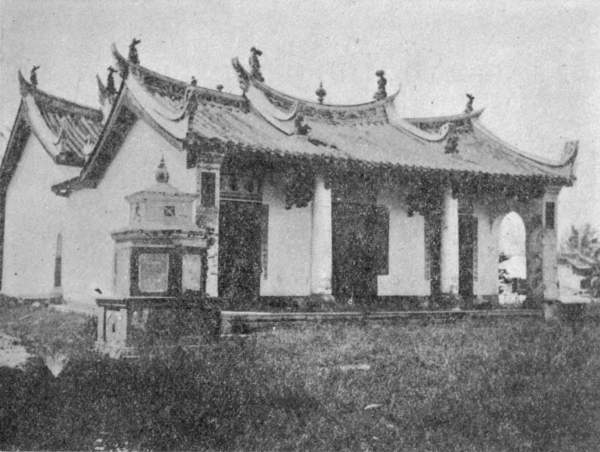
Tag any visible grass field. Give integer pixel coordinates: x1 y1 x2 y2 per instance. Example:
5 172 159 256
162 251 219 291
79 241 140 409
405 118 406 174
249 319 600 451
2 301 600 450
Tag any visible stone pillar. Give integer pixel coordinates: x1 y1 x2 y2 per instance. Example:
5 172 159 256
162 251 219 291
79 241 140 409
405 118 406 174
524 186 561 303
195 151 224 298
525 211 544 303
310 174 334 301
440 186 459 294
542 187 560 300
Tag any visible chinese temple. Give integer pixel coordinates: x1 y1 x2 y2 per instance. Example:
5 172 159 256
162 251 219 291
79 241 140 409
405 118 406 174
0 41 578 311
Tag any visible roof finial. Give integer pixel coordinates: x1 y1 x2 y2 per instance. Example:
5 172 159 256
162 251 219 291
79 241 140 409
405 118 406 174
30 65 40 87
249 47 264 82
464 93 475 114
373 70 387 101
315 82 326 104
190 76 197 86
128 38 141 65
106 66 117 96
216 84 224 92
155 157 169 184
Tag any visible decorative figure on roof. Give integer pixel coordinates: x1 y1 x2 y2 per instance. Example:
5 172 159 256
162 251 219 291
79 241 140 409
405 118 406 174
30 65 40 87
232 58 250 93
216 84 224 92
444 125 459 154
128 38 141 65
294 114 311 136
465 93 475 114
155 157 170 184
315 82 327 104
249 47 264 82
106 66 117 96
373 70 387 101
190 76 197 86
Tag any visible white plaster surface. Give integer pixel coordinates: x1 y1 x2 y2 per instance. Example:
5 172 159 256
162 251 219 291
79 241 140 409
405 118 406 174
377 189 429 296
2 136 78 298
260 176 311 296
310 175 333 296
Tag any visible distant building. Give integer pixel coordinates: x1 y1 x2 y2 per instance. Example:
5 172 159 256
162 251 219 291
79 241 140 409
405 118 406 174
0 44 578 308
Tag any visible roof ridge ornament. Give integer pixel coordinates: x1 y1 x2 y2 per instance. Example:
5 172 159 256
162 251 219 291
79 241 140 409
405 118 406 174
106 66 117 96
190 76 197 86
128 38 141 65
464 93 475 114
249 47 264 82
315 82 326 104
30 65 40 88
373 70 387 101
155 157 169 184
294 113 311 135
232 58 250 94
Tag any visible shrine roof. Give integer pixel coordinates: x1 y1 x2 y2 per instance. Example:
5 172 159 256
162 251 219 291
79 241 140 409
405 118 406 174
17 72 104 166
52 47 578 196
185 60 576 183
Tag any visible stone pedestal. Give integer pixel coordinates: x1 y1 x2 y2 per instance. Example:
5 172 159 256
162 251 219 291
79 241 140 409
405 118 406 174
96 159 209 355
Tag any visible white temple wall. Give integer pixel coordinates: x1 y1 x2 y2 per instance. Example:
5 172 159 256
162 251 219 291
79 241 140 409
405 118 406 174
376 189 430 296
473 204 498 297
62 120 194 305
259 176 312 296
2 137 77 298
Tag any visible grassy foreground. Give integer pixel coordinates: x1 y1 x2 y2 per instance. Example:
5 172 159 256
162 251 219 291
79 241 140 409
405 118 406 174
1 301 600 450
0 299 95 358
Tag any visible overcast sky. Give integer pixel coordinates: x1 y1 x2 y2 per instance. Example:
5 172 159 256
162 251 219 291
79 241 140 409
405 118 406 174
1 0 598 239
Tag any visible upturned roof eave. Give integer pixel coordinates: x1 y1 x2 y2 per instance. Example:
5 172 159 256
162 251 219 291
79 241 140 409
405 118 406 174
472 120 577 178
0 102 30 192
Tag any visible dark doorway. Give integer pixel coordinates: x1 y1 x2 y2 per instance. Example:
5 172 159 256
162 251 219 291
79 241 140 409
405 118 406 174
332 203 388 303
218 201 263 302
459 215 477 299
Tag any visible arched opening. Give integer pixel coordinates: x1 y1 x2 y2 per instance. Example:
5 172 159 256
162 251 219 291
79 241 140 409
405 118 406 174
497 212 527 305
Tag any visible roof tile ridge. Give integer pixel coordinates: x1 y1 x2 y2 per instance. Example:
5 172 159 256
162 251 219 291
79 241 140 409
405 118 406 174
405 108 484 125
232 57 399 111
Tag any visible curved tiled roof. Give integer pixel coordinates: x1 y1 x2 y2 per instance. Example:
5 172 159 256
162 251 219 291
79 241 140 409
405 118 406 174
52 46 578 197
112 45 246 112
18 72 104 166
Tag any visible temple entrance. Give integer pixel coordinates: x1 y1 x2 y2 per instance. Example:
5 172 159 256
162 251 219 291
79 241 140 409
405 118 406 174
332 203 388 303
497 212 527 305
459 215 477 299
218 201 263 302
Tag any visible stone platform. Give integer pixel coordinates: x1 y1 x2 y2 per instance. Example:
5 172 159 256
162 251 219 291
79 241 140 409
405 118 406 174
220 309 542 335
